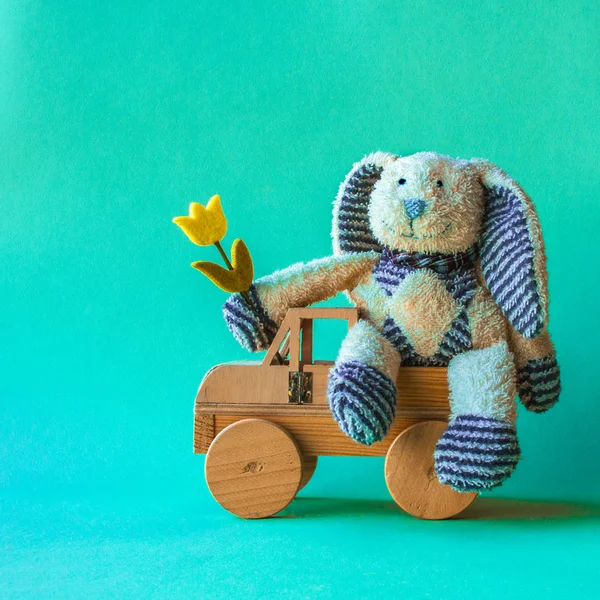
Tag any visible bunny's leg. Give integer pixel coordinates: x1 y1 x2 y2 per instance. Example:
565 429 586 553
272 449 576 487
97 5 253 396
434 341 520 492
328 320 400 445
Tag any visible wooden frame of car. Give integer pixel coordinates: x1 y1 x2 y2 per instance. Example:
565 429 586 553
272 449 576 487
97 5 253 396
194 307 477 520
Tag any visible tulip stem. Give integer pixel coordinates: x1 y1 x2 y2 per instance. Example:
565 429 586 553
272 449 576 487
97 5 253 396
213 240 284 365
214 241 234 271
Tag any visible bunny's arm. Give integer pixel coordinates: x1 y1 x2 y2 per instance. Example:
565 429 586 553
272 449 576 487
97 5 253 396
223 252 378 352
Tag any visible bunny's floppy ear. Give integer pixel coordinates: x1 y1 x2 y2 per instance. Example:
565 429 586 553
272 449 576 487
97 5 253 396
332 152 398 255
476 161 548 339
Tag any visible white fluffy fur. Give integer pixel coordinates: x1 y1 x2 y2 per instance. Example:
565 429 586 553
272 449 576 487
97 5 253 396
337 320 400 379
369 153 484 254
448 341 517 422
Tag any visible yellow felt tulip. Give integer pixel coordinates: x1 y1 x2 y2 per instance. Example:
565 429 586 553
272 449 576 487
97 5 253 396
172 195 227 246
192 239 254 293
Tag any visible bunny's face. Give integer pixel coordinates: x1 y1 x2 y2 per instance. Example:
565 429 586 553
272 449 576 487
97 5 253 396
369 153 484 253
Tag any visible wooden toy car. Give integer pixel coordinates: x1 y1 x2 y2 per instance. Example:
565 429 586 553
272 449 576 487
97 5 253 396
194 307 477 520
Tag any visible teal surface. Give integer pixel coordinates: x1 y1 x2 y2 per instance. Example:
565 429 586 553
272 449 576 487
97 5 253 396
2 1 599 598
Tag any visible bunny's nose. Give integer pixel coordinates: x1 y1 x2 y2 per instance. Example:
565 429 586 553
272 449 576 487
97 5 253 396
403 198 427 220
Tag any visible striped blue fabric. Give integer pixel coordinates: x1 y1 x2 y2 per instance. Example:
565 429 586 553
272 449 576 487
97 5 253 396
372 255 412 296
434 415 521 492
434 309 472 363
442 264 478 306
382 309 472 366
328 360 397 445
222 285 278 352
336 163 384 254
517 354 561 412
480 186 544 339
373 247 478 304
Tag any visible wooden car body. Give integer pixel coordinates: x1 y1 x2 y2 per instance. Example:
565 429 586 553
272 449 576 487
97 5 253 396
194 307 477 520
194 308 451 457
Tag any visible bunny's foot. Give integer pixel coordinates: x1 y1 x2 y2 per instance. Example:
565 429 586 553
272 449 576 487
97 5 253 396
328 360 397 445
222 285 278 352
434 415 520 492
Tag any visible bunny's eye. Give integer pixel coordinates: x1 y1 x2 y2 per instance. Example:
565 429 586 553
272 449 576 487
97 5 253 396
398 178 406 185
436 180 443 187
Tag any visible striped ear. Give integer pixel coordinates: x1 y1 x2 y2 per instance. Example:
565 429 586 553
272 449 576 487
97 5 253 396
332 152 398 255
477 162 548 339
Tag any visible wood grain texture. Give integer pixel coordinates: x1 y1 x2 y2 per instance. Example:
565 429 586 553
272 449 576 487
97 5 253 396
286 307 359 323
301 318 313 365
205 419 303 519
193 413 214 454
194 366 451 456
196 364 450 410
299 455 318 491
289 317 301 371
212 414 450 457
197 402 449 419
384 421 477 520
263 314 293 366
196 363 290 406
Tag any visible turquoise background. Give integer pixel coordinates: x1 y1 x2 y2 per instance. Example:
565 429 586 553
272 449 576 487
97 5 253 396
2 1 599 598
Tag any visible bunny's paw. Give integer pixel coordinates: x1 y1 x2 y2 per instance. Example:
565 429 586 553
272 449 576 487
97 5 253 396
222 285 278 352
517 355 561 413
328 360 396 445
434 415 521 492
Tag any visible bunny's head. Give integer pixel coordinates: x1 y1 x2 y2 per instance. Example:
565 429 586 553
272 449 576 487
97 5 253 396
366 152 482 254
332 151 549 339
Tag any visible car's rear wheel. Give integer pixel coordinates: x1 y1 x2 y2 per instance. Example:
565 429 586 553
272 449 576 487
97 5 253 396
299 456 318 491
384 421 477 520
205 418 303 519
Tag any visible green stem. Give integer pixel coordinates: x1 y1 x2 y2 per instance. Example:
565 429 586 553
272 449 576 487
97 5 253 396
214 240 234 270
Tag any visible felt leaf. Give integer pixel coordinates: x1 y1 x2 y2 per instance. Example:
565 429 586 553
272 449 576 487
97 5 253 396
192 238 254 293
172 195 227 246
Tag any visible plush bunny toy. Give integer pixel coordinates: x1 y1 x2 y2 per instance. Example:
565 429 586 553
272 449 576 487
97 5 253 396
223 152 560 492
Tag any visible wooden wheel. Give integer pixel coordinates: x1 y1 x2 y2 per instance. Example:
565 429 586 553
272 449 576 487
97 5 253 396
205 418 303 519
299 456 318 491
384 421 477 520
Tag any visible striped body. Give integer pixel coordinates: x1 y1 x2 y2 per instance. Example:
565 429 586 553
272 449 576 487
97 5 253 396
382 311 472 366
351 249 477 366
